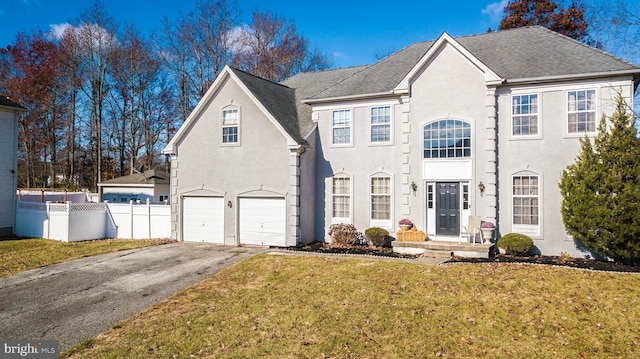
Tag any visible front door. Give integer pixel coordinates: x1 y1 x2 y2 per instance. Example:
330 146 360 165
436 182 459 236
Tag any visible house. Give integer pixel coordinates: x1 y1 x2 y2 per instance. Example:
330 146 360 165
164 26 640 256
98 170 170 204
0 97 25 237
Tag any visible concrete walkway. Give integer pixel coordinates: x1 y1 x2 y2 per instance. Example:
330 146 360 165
0 242 264 351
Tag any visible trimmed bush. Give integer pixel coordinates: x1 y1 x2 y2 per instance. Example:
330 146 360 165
365 227 389 247
328 224 357 245
497 233 534 256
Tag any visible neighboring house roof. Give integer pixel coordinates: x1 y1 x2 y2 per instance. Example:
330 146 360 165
98 170 169 187
0 96 26 111
304 26 640 101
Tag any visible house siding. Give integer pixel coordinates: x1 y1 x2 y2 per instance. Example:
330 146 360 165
0 108 18 236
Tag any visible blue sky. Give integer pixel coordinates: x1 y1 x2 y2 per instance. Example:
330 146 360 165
1 0 511 68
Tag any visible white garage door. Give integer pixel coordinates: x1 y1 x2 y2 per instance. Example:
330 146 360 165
182 197 224 243
239 197 286 247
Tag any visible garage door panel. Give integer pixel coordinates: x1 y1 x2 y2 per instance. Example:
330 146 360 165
183 197 224 243
239 198 285 247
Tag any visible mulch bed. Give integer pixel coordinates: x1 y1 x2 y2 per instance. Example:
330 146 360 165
281 241 640 273
445 255 640 273
280 241 419 259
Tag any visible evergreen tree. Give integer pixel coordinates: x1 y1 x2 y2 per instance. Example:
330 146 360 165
559 95 640 263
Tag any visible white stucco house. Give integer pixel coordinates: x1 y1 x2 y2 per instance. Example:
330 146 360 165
164 26 640 256
0 97 25 237
98 170 170 204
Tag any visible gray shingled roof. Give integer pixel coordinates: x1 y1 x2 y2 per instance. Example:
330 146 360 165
228 27 639 146
458 26 639 79
308 26 640 100
281 66 368 137
230 67 308 146
99 170 169 186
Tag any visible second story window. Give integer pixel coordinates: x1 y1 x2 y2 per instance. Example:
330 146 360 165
371 106 391 143
512 94 538 136
332 109 351 145
423 119 471 159
222 108 239 144
568 89 596 134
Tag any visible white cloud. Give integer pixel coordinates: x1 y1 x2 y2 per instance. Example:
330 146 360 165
481 0 509 23
49 23 71 39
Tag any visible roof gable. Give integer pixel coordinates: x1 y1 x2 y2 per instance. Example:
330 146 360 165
164 66 307 155
394 32 502 94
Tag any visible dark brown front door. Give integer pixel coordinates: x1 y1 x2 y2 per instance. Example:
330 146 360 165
436 182 459 236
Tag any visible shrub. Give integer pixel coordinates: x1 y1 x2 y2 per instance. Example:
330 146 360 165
497 233 534 256
365 227 389 247
328 224 358 245
559 95 640 262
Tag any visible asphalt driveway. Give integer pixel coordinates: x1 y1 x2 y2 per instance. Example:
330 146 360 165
0 242 264 351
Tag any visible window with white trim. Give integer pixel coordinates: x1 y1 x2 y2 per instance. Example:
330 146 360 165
512 94 538 136
513 175 539 226
222 108 239 143
332 177 351 218
423 119 471 158
332 109 351 145
568 89 596 134
370 106 391 143
371 176 391 220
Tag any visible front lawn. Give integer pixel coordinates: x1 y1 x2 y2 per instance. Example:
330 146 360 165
64 254 640 358
0 238 173 277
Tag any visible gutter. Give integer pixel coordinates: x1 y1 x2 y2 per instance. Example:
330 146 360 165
504 69 640 86
301 91 398 105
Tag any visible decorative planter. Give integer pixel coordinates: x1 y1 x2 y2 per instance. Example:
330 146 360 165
481 228 495 242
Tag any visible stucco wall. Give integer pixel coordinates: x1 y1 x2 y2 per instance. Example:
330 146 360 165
496 77 636 256
172 76 292 245
314 42 493 240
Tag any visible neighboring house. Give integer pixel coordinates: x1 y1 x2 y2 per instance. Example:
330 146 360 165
98 170 170 204
164 26 640 256
0 97 25 237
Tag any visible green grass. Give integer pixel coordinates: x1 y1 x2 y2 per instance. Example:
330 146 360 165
0 238 173 277
63 254 640 358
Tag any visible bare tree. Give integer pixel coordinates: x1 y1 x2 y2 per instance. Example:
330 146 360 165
232 11 332 82
161 0 238 124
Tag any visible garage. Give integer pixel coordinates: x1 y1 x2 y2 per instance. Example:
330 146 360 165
239 197 286 246
182 196 224 243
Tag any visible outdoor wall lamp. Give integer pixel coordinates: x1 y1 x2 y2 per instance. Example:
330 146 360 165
227 200 232 208
410 181 418 195
478 181 486 193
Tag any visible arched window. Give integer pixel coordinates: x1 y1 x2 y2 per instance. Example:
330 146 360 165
423 119 471 159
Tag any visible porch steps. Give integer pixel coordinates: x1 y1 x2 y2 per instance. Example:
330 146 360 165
392 240 493 258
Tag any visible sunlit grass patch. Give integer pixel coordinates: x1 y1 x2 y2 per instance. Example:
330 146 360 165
63 255 640 358
0 238 173 277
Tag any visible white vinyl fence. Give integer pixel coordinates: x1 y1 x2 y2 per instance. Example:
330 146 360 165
15 200 170 242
